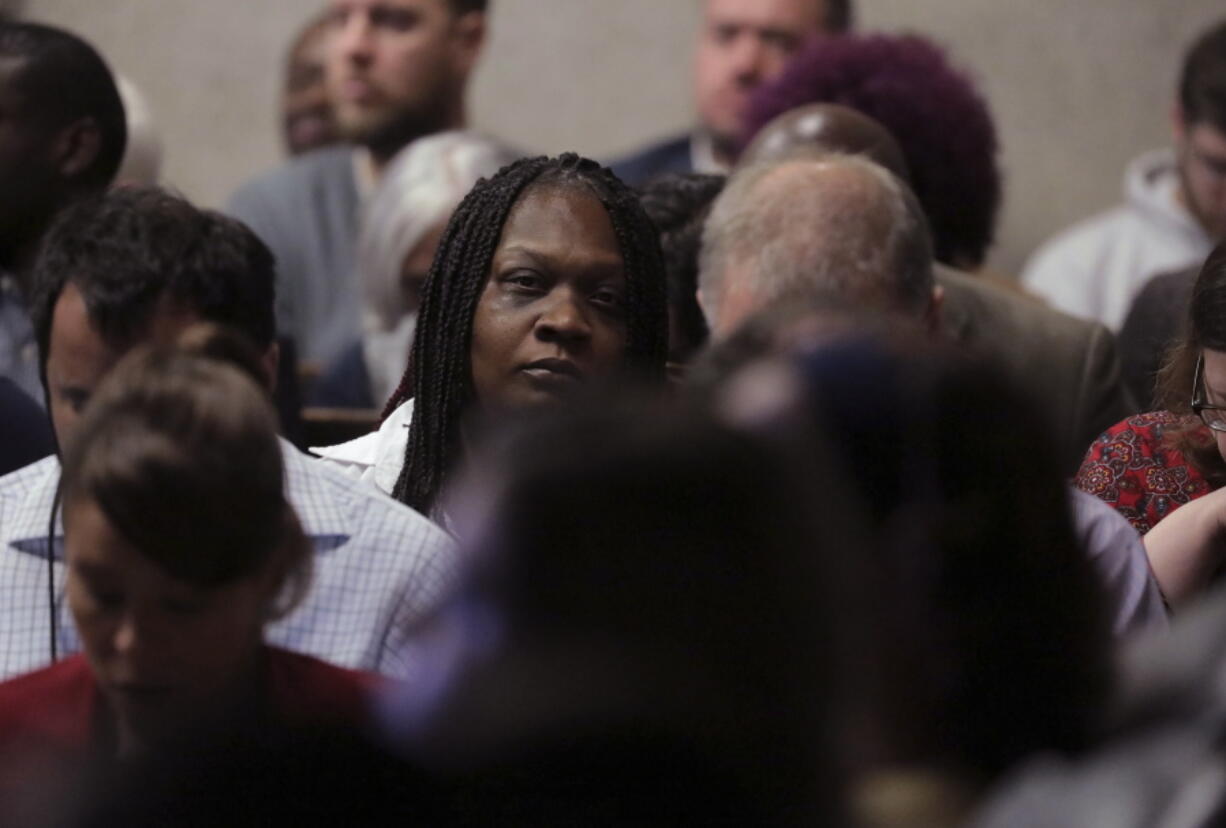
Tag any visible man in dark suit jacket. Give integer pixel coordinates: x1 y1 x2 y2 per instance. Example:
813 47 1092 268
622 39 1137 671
936 266 1134 472
611 0 850 186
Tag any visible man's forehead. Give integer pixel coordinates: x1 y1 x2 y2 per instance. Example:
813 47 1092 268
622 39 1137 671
703 0 827 31
52 283 202 354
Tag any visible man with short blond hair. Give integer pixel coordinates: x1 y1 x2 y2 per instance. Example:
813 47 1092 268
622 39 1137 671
612 0 850 185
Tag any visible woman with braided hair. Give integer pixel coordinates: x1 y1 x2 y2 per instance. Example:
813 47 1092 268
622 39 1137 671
314 153 669 521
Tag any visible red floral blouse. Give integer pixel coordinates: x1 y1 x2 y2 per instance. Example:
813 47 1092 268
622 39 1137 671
1073 412 1216 534
1075 411 1216 535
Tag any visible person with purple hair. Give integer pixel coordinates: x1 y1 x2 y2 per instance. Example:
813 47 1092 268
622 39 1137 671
741 32 1000 273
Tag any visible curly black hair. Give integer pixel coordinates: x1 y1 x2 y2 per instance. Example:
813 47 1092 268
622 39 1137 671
384 153 669 515
31 187 276 387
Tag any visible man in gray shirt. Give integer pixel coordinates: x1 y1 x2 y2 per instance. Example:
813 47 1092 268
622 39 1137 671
227 0 490 368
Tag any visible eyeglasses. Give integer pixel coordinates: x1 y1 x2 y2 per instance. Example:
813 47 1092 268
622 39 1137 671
1192 352 1226 432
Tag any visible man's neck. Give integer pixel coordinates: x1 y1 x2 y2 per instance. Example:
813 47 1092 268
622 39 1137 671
366 106 468 180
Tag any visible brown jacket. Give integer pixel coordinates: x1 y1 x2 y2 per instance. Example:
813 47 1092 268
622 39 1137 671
937 266 1136 474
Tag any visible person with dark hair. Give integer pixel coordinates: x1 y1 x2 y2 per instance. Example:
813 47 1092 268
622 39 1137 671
733 104 1133 473
636 172 723 369
610 0 849 186
1023 20 1226 330
1077 242 1226 606
694 300 1162 640
314 153 668 519
227 0 493 371
0 336 378 798
0 21 126 401
0 186 456 680
774 336 1113 804
282 11 340 156
380 391 850 826
740 33 1000 271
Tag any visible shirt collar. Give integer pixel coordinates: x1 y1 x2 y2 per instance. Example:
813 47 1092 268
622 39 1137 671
6 456 62 558
7 440 352 558
279 438 353 542
689 131 732 176
310 398 413 497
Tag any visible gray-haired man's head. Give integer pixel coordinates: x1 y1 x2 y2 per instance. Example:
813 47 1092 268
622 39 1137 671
697 153 935 339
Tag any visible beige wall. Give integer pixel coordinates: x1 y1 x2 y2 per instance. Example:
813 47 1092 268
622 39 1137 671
19 0 1226 274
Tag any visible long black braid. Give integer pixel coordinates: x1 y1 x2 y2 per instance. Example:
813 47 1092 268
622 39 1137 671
385 153 669 515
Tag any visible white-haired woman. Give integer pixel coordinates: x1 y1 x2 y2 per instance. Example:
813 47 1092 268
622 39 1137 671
312 131 514 409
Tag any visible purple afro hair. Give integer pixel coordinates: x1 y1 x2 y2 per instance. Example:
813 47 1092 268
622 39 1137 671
742 34 1002 269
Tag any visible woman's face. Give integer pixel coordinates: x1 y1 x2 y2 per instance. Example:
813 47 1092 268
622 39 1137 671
65 497 275 752
1202 348 1226 464
469 184 629 410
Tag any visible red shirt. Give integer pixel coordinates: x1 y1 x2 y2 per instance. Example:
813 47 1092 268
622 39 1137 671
0 647 379 798
1075 411 1216 535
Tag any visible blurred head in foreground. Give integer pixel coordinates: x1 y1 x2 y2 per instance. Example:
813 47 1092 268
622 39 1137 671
386 388 857 825
708 321 1112 785
59 329 310 755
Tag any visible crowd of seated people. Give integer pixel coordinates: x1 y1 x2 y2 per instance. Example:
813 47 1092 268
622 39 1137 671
5 1 1226 824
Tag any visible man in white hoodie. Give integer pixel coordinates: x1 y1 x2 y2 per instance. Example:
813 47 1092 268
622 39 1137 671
1022 21 1226 331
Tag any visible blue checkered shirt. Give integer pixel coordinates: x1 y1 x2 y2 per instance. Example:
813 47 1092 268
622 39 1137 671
0 440 457 680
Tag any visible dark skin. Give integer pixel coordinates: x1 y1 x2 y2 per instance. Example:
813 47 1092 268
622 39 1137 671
0 56 106 292
469 184 629 411
0 57 59 282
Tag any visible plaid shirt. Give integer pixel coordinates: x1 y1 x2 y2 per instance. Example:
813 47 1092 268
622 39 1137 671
0 440 457 681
